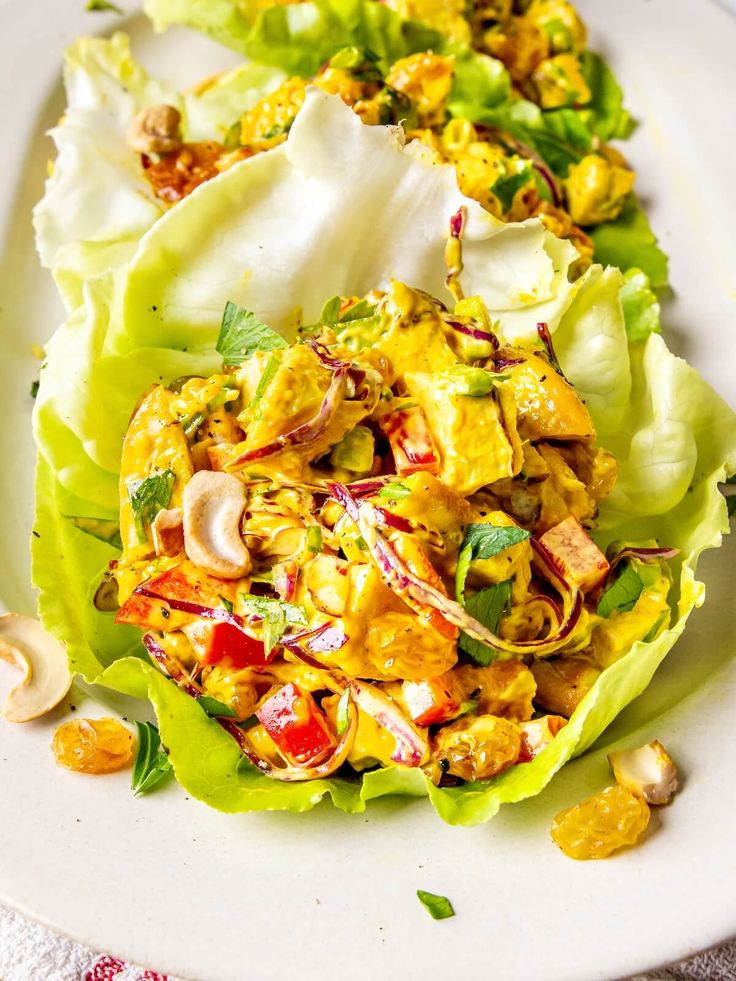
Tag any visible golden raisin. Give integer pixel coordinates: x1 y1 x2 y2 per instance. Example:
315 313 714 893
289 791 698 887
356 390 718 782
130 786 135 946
53 718 135 774
432 714 522 781
551 785 650 860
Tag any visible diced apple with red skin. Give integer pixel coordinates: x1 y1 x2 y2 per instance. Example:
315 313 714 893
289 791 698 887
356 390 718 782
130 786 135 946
115 565 235 630
517 715 567 763
536 516 609 592
379 406 440 476
401 675 462 726
256 683 336 766
305 554 350 616
184 620 269 669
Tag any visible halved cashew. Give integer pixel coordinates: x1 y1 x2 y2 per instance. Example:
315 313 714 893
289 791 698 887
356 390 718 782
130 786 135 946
608 739 679 805
152 507 185 557
183 471 251 579
0 614 71 722
126 104 182 155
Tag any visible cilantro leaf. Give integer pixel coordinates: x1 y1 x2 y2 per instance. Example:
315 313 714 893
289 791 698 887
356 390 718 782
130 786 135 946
132 722 172 796
197 696 238 718
416 890 455 921
455 524 531 601
492 169 532 212
216 301 287 367
596 563 645 617
458 580 512 665
127 470 175 544
240 597 307 654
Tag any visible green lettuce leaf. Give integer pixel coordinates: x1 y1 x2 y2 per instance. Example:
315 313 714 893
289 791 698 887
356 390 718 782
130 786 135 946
590 194 669 290
620 267 661 342
145 0 441 74
33 32 285 313
31 89 736 826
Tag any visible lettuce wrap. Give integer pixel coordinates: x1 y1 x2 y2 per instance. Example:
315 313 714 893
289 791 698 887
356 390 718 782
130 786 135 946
31 91 736 825
141 0 668 293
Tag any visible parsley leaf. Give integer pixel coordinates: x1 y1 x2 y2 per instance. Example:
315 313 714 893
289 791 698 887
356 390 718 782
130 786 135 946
127 470 175 544
132 722 172 796
416 890 455 921
216 301 287 367
596 563 644 617
458 580 512 665
492 168 532 213
197 696 238 718
455 524 531 601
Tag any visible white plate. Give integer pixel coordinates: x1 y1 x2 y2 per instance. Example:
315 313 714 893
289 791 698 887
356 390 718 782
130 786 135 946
1 1 735 978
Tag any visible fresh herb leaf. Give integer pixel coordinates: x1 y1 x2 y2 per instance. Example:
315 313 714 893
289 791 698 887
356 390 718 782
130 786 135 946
86 0 123 11
30 379 40 399
132 722 172 796
596 563 645 617
223 120 242 148
240 597 307 654
127 470 175 544
306 526 323 553
416 890 455 920
336 687 351 735
261 120 294 141
216 301 287 367
492 168 532 213
219 596 234 614
249 352 280 417
378 481 411 500
459 580 513 665
197 695 238 718
68 516 122 550
455 524 531 601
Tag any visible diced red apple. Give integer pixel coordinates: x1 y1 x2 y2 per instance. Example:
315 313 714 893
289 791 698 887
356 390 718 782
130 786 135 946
184 620 269 669
536 516 609 592
379 406 440 476
401 675 461 726
256 683 337 766
115 591 169 630
518 715 567 763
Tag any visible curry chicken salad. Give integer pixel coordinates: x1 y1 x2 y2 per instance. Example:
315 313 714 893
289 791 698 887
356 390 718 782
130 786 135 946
102 277 676 785
133 36 633 277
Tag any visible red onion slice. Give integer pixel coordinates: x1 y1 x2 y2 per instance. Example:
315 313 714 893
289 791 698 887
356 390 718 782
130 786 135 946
142 633 200 698
350 680 428 766
446 318 500 350
609 545 680 574
136 586 245 628
227 365 348 468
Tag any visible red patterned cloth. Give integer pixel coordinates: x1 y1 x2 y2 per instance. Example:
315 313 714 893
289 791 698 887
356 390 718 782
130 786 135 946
83 953 170 981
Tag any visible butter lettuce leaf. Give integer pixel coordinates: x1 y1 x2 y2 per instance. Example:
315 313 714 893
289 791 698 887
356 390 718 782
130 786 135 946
145 0 441 75
33 32 284 313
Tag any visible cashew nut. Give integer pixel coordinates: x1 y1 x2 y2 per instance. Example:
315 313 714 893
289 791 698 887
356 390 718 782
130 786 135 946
0 614 72 722
152 507 185 557
126 104 182 155
182 471 251 579
608 739 679 805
